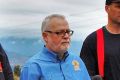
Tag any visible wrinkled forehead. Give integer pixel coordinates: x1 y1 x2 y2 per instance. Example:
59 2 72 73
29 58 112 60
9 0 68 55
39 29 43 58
112 1 120 5
112 0 120 3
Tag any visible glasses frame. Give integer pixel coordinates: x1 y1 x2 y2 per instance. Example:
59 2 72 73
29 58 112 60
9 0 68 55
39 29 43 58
45 30 74 37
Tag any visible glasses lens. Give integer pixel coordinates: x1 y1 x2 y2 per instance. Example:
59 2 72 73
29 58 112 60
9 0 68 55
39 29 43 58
67 30 73 36
61 30 74 36
45 30 74 36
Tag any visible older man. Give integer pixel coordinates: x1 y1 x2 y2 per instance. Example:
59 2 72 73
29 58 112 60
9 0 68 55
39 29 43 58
20 14 90 80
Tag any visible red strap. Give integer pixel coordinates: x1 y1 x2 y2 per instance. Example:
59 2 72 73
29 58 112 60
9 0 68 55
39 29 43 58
0 62 3 72
97 28 104 78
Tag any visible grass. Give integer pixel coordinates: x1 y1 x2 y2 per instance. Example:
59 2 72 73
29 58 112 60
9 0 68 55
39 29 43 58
14 73 20 80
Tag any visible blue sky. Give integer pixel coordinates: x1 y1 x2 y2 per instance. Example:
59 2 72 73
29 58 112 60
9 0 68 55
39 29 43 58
0 0 107 41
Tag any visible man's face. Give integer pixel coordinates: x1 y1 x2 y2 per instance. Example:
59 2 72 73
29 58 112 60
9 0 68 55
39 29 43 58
43 17 73 53
106 2 120 24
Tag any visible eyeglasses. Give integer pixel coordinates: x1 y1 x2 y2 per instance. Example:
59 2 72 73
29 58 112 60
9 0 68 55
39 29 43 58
45 30 74 37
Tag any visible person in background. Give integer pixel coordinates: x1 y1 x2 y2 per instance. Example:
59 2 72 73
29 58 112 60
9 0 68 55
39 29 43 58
20 14 91 80
0 44 14 80
80 0 120 80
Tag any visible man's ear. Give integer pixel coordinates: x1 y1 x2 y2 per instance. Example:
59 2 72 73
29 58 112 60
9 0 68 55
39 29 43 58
42 32 48 43
105 5 110 13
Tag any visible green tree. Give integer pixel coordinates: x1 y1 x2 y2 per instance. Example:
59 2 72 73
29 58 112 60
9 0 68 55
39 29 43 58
14 65 21 77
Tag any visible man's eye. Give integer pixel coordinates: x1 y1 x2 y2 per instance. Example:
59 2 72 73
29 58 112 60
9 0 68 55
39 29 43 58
117 6 120 8
66 31 70 33
115 4 120 8
55 32 62 35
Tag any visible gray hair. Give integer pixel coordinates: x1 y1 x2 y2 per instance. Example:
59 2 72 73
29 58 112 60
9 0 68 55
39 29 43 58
41 14 65 33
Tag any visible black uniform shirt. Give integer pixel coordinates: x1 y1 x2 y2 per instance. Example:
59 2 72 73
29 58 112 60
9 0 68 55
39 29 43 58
80 26 120 80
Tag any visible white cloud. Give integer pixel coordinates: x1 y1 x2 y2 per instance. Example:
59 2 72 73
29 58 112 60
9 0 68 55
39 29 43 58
0 0 107 40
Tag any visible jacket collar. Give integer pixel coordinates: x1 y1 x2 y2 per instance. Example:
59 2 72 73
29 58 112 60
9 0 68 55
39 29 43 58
40 46 69 62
